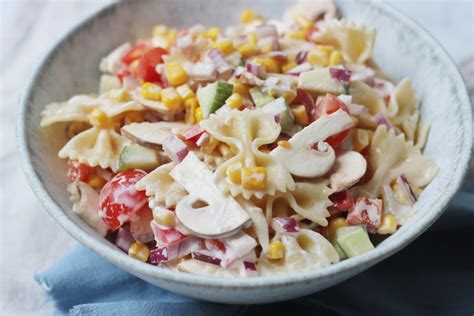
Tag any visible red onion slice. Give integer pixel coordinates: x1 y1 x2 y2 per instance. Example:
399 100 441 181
246 63 267 78
115 228 135 252
374 112 393 129
243 261 258 277
329 67 352 83
207 48 234 74
271 217 300 234
195 132 210 147
265 51 288 61
191 252 222 265
181 125 205 143
163 134 189 163
396 175 417 205
295 51 309 64
287 62 312 75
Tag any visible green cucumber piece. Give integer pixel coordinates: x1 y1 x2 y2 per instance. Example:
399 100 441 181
298 67 347 95
261 97 294 133
197 81 233 118
118 144 160 172
99 74 121 94
336 226 374 258
333 242 347 260
250 87 275 108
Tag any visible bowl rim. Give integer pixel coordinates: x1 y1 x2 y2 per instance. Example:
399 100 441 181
17 0 473 289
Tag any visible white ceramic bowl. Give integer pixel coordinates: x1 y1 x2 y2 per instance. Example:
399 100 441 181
18 0 472 304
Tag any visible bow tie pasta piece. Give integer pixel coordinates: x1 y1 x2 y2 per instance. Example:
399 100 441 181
201 109 295 200
387 78 420 141
356 125 438 198
314 20 376 65
349 80 387 116
58 126 128 172
265 179 333 226
258 229 339 275
40 95 98 127
135 162 187 209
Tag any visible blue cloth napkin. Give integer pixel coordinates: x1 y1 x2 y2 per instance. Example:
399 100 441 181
36 187 474 316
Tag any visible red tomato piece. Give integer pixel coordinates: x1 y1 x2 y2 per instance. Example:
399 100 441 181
138 47 167 82
122 43 149 65
290 88 314 120
328 191 354 216
67 161 91 182
99 169 148 231
346 197 382 233
181 125 205 143
314 94 351 148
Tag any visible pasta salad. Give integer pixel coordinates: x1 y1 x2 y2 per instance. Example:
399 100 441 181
40 0 439 277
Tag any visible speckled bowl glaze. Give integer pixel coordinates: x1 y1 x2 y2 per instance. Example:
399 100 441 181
18 0 472 304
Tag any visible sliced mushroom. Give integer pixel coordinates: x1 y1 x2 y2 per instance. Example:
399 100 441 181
121 121 188 149
170 152 251 239
68 182 108 236
329 151 367 192
270 109 354 177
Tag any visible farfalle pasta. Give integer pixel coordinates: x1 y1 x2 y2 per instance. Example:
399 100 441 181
39 0 438 277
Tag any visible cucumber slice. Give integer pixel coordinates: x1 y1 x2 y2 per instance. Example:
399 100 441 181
99 74 121 94
333 242 347 260
197 81 233 118
250 87 275 108
261 97 294 133
298 67 347 95
336 226 374 258
118 144 160 172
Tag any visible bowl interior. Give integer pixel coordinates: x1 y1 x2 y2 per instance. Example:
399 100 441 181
19 0 472 302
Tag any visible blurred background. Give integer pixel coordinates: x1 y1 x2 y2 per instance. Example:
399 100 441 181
0 0 473 314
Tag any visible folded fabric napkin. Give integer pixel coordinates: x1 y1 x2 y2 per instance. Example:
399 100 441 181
36 185 474 316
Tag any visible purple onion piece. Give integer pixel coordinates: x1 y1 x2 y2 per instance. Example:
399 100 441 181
207 48 233 74
191 252 222 265
329 67 352 83
163 134 189 163
295 50 309 64
243 261 257 271
271 217 300 234
396 175 417 205
265 51 288 61
374 112 393 129
246 63 267 78
150 246 169 264
287 62 312 75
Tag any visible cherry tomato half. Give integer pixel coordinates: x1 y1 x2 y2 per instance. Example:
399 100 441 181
67 161 91 182
99 169 148 231
138 47 167 82
121 43 149 65
314 94 351 148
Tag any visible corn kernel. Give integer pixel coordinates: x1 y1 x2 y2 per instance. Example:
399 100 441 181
317 45 335 54
377 214 397 235
308 50 329 67
262 57 281 73
242 166 267 190
353 128 373 152
204 27 221 41
67 121 90 139
328 217 348 242
287 30 307 40
89 109 109 128
176 84 195 101
109 89 131 102
141 82 162 101
329 50 344 66
88 175 107 190
161 87 183 110
194 107 203 123
215 39 235 55
282 61 298 73
233 83 251 98
201 135 219 154
226 93 245 110
237 43 259 58
267 240 285 259
248 32 258 45
241 9 259 24
291 105 309 126
227 163 242 184
128 242 150 262
277 140 292 149
177 256 190 264
184 98 198 125
125 111 146 124
153 208 176 227
153 25 169 37
295 15 313 31
166 30 177 49
165 62 188 86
